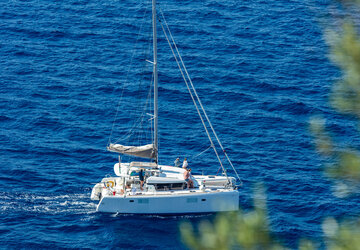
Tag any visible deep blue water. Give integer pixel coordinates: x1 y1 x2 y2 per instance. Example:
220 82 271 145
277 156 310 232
1 0 359 249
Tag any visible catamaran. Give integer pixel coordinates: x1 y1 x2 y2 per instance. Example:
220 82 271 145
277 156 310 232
90 0 242 214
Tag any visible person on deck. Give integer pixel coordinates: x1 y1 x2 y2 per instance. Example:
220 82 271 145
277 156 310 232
183 168 194 189
174 158 181 167
188 168 194 188
139 168 145 190
182 158 188 169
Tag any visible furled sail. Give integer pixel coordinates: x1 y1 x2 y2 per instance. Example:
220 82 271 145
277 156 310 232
107 143 156 159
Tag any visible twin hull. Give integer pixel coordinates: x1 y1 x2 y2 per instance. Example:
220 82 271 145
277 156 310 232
97 190 239 214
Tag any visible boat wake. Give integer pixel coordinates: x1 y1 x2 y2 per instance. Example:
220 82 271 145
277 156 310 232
0 191 96 215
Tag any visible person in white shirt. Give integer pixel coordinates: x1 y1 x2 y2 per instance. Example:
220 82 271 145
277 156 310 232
182 158 188 169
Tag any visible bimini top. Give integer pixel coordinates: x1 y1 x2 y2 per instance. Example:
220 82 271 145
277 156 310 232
147 176 186 184
129 161 158 169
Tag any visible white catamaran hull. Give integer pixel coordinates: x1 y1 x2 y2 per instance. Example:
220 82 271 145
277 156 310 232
91 0 243 215
96 190 239 214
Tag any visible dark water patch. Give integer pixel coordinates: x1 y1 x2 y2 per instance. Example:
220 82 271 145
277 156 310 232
0 115 13 123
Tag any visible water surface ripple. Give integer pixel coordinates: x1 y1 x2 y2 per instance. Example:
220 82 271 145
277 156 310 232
1 0 358 248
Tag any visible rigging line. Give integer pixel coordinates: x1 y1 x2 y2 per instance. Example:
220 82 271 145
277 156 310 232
144 74 153 144
114 42 153 145
158 14 228 181
149 72 155 147
114 75 154 144
136 71 154 146
158 9 226 174
191 145 212 159
134 31 153 113
159 9 241 183
115 27 154 145
215 166 222 176
121 71 155 146
130 36 152 139
133 70 153 144
108 3 150 146
115 109 146 143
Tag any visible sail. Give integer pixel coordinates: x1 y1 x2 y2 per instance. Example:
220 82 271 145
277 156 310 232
107 143 156 159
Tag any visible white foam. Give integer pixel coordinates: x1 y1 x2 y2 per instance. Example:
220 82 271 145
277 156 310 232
0 191 96 215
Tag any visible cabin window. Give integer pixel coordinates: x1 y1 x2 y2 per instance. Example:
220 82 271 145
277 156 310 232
201 199 206 201
138 199 149 204
171 183 184 189
154 183 185 190
129 200 134 203
187 198 198 203
155 184 169 190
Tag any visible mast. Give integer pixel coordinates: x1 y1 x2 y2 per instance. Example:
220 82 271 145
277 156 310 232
152 0 159 163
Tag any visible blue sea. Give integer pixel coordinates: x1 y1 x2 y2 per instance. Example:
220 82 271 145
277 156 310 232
1 0 359 249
